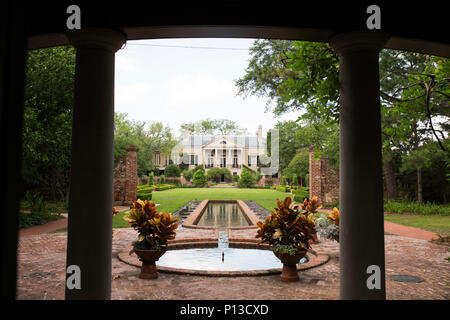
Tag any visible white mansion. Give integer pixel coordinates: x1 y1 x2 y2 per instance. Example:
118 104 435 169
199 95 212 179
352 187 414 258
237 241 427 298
154 125 270 177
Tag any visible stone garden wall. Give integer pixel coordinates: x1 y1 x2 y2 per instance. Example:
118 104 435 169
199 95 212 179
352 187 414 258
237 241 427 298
113 145 139 206
309 148 339 204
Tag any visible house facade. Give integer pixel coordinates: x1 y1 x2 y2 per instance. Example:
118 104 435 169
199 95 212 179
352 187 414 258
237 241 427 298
167 125 269 178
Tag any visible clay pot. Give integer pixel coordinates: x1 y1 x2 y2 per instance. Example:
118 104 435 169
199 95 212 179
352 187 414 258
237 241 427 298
273 250 307 282
133 248 167 279
309 233 320 244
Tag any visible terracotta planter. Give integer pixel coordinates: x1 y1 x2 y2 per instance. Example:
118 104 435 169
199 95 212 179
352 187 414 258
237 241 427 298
134 248 167 279
273 250 307 282
309 233 320 244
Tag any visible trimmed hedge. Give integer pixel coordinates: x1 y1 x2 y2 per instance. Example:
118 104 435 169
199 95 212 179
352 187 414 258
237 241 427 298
384 200 450 216
137 184 176 193
136 191 152 201
292 187 309 202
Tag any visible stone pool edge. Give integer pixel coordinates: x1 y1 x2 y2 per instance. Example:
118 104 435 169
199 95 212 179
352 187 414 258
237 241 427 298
117 240 330 277
181 199 260 230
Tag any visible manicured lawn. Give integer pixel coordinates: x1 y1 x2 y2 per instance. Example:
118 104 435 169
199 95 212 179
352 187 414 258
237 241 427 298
384 214 450 237
113 188 291 228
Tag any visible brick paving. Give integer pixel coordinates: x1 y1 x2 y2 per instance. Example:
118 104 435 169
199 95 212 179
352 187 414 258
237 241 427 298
16 227 450 300
319 209 440 241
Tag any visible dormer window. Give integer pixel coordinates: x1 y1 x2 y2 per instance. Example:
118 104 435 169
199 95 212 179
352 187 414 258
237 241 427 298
220 141 226 144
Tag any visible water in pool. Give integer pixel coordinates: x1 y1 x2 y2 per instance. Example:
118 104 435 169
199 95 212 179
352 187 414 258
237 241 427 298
195 202 250 230
157 202 307 271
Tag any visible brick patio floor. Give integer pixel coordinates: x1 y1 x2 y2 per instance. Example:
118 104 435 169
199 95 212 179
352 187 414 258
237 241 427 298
16 227 450 300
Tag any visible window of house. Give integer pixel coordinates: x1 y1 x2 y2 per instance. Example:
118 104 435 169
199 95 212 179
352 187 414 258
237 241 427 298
190 154 198 165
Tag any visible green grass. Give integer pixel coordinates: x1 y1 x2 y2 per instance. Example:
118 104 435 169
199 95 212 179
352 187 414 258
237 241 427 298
384 214 450 237
113 188 291 228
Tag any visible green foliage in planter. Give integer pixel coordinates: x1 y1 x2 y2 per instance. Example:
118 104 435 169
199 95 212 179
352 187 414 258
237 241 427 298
124 200 179 250
256 197 317 254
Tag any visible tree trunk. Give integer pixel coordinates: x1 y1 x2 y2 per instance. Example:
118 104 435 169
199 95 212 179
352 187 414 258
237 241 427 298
417 167 423 204
412 123 423 204
383 158 398 200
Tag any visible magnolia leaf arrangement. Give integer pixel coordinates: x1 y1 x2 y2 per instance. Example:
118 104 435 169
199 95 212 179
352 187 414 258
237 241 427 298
256 196 318 256
124 200 179 251
315 207 340 242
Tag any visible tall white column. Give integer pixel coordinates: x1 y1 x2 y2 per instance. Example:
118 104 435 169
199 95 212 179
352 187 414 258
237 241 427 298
65 28 126 300
330 31 389 300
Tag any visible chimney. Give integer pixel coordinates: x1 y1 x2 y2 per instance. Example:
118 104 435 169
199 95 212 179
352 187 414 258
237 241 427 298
256 125 262 139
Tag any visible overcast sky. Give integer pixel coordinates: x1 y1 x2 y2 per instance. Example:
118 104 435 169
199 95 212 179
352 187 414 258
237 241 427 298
114 38 302 137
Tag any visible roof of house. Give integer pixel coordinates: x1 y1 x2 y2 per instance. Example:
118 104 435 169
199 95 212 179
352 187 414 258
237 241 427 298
181 135 263 148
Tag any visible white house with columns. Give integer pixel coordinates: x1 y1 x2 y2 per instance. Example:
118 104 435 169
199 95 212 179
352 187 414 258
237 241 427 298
170 125 267 177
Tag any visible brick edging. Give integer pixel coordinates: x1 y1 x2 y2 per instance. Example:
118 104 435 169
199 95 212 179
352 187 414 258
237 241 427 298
117 239 330 277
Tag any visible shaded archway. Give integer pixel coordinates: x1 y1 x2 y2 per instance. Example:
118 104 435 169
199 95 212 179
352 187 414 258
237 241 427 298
2 1 449 300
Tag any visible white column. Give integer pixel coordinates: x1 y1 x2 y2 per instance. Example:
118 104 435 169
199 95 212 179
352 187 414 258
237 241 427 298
330 31 389 300
65 28 126 300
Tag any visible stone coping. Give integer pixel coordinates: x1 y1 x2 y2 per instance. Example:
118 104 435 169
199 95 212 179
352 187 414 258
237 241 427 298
117 240 330 277
181 199 260 230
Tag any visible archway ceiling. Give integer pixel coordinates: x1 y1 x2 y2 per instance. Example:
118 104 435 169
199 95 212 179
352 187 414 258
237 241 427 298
26 1 450 57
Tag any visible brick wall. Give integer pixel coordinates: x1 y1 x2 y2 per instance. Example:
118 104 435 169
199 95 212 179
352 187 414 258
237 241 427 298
113 145 139 206
309 149 339 204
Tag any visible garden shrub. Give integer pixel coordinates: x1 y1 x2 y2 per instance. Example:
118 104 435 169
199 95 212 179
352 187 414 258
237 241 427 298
292 187 309 202
238 168 255 188
182 169 193 182
206 167 223 182
148 172 154 185
384 200 450 215
292 174 298 187
193 169 207 187
165 164 181 177
232 174 240 182
154 184 176 191
193 164 204 173
159 174 165 184
137 190 152 201
19 191 48 228
207 168 232 182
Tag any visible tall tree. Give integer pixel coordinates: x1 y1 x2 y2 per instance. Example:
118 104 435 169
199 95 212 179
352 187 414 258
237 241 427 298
180 118 248 135
237 39 449 203
114 113 177 177
22 46 75 201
